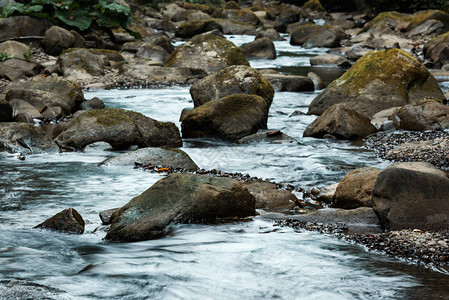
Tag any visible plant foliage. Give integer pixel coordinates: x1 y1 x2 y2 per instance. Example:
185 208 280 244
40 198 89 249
0 0 131 31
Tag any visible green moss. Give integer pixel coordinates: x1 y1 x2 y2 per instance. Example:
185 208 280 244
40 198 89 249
83 108 134 127
302 0 325 12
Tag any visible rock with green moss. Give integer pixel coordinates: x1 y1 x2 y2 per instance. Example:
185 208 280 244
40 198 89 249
181 94 268 141
105 173 255 242
175 19 223 38
0 122 60 155
308 49 445 117
392 99 449 131
189 65 274 110
99 147 199 171
301 0 325 12
423 31 449 66
303 103 378 139
362 10 449 35
55 108 182 150
165 32 249 74
221 9 260 26
212 18 257 35
4 75 84 114
290 24 347 48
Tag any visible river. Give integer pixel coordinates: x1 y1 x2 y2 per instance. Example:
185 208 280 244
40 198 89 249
1 35 449 299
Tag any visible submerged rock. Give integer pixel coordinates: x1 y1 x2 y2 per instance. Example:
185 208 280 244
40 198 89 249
55 108 182 150
99 147 198 171
34 208 85 234
308 49 445 118
106 173 255 242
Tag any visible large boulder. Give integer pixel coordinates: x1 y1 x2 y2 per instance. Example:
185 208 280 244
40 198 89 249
392 99 449 131
34 208 84 234
0 41 30 60
164 32 249 74
4 76 85 114
372 166 449 231
55 108 182 150
263 74 315 92
0 122 60 155
333 167 381 209
106 173 255 242
99 147 198 171
303 103 377 139
308 49 445 118
43 26 75 56
175 19 223 38
0 16 52 40
423 32 449 66
189 65 274 109
181 94 268 141
239 37 276 60
59 48 104 81
290 24 346 48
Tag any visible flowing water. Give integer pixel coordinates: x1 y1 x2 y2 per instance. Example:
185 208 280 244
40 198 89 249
1 36 449 299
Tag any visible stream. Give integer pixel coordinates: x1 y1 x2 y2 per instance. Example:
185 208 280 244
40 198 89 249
1 35 449 299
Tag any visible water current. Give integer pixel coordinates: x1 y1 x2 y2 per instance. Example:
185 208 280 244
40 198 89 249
1 35 449 299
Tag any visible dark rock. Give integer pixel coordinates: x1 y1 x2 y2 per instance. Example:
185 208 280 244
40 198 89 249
99 147 198 171
290 24 346 48
303 103 377 139
190 65 274 108
392 99 449 131
0 99 13 122
0 122 60 154
181 94 269 141
43 26 75 56
34 208 84 234
80 97 105 111
240 37 276 59
237 130 298 144
55 108 182 150
175 19 223 38
106 173 255 242
0 16 52 40
308 49 445 118
372 167 449 231
333 167 381 209
263 74 314 92
164 32 249 75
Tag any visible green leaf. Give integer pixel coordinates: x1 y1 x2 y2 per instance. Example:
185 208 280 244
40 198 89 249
55 8 92 31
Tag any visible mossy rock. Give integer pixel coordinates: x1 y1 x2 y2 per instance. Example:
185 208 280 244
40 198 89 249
290 24 346 48
362 10 449 34
181 94 268 141
164 32 249 74
308 49 445 117
190 65 274 109
55 108 182 150
301 0 325 12
175 19 223 38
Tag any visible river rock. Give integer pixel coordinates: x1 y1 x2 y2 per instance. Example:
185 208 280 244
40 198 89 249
106 173 255 242
213 18 257 35
0 280 71 300
386 162 447 178
0 99 13 122
346 45 372 61
370 106 401 130
255 28 284 41
0 58 41 81
34 208 84 234
423 31 449 66
120 65 207 84
316 183 338 203
372 166 449 231
43 26 75 56
55 108 182 150
308 49 445 118
190 65 274 108
0 16 52 40
221 9 260 25
0 41 30 60
245 180 298 212
309 54 350 67
0 122 60 154
4 76 85 114
303 103 377 139
79 97 105 111
240 37 276 60
175 19 223 38
59 48 104 81
135 43 169 65
307 72 324 90
263 74 314 92
9 99 43 122
392 99 449 131
99 147 198 170
367 33 412 50
290 24 347 48
237 130 298 144
164 32 249 74
181 94 268 141
333 167 381 209
406 19 445 37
